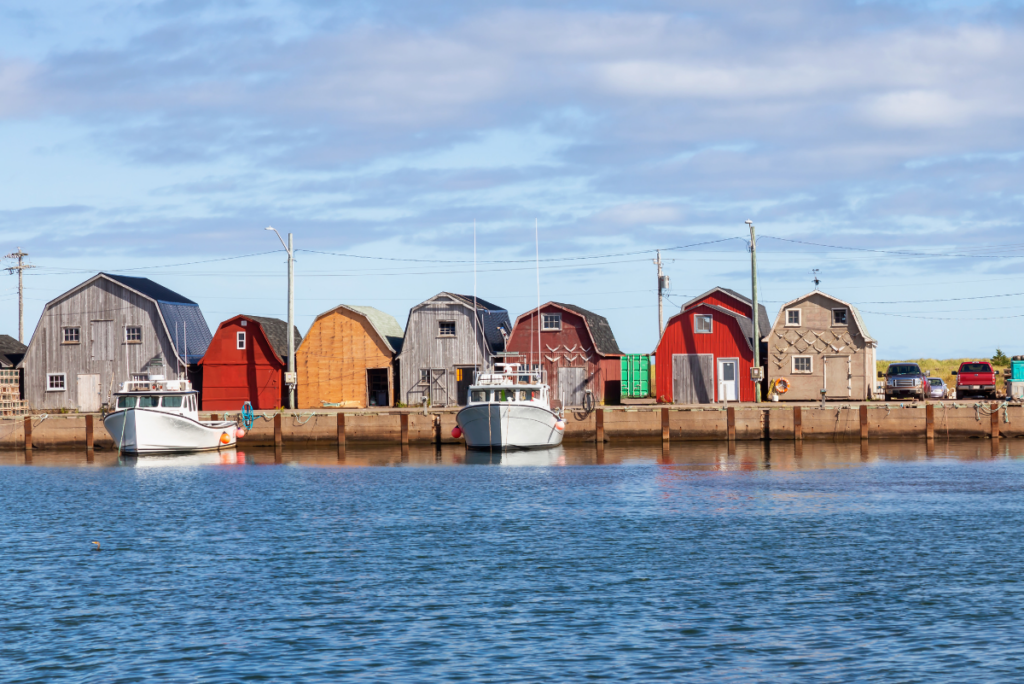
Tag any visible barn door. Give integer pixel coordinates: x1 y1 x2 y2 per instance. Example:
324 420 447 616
76 374 101 413
672 354 714 404
429 369 448 407
558 367 587 407
90 320 114 363
825 355 851 398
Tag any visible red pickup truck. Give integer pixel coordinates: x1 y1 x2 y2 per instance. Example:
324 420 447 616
952 361 998 400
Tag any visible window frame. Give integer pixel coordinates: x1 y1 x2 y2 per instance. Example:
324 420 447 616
831 308 848 326
785 308 802 327
62 327 81 345
438 320 456 337
46 373 67 392
237 331 246 350
694 314 713 334
124 326 142 344
541 313 562 331
792 355 813 374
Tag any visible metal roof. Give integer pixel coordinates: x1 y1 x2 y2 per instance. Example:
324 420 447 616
163 303 213 365
245 316 303 363
433 292 511 354
0 335 27 369
550 302 624 356
683 286 770 340
766 290 876 343
345 306 405 355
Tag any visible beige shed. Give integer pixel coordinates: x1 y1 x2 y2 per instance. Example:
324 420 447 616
763 291 877 401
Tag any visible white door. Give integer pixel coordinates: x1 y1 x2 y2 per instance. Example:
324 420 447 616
717 358 738 402
77 374 101 413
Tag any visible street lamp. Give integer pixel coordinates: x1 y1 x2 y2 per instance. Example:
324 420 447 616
266 226 296 409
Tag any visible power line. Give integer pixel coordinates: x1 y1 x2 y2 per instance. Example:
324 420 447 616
761 235 1024 259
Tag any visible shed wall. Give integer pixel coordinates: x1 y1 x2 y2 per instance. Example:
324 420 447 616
298 308 394 409
200 318 284 410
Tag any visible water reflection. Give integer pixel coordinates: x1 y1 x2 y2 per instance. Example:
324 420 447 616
4 438 1024 469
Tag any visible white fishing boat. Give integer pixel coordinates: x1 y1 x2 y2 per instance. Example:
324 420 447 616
455 364 565 450
103 376 238 453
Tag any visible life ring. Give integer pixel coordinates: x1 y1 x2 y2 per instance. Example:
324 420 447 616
775 378 790 395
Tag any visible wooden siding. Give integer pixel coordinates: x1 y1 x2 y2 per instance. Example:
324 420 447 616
200 317 284 410
505 305 621 407
398 296 490 407
20 278 184 411
698 291 751 318
655 304 757 403
298 308 394 409
764 292 873 401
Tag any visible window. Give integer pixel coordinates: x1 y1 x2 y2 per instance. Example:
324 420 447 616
46 373 66 391
117 396 137 409
438 321 456 337
420 369 431 384
62 327 80 344
125 326 142 343
162 396 183 408
542 313 561 331
237 331 246 349
138 396 160 408
694 315 713 334
832 308 848 326
793 356 813 374
785 309 801 327
471 389 490 403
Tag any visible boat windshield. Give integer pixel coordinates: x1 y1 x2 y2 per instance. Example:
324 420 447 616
471 389 490 402
162 396 183 408
117 396 136 409
471 388 541 402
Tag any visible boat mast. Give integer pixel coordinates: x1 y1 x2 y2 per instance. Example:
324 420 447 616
535 218 540 382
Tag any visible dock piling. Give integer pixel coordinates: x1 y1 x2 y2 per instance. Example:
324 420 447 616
401 413 409 445
661 408 670 443
596 407 604 443
793 406 802 441
727 407 736 442
23 416 31 451
926 403 934 441
85 414 94 450
274 413 282 447
337 412 346 448
860 404 869 441
992 403 1000 439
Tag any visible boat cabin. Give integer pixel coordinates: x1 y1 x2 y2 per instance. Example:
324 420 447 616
466 363 551 407
113 376 199 418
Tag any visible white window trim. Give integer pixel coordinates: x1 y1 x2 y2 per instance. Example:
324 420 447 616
541 313 562 331
792 355 813 374
831 308 848 326
438 321 456 337
237 331 246 349
785 308 802 327
694 314 713 334
46 373 67 392
62 327 81 345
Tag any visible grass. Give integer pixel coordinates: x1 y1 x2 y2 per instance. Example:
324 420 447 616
877 358 1008 392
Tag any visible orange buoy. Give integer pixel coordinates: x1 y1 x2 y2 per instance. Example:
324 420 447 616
235 428 246 439
555 420 566 431
220 432 231 445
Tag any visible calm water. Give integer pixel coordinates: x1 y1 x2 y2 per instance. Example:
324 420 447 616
4 440 1024 682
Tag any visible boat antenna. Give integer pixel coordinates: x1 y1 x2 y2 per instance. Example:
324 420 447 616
474 220 478 372
175 322 180 380
535 218 540 380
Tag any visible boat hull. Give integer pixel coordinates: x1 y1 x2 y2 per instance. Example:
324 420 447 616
456 403 563 449
104 409 237 453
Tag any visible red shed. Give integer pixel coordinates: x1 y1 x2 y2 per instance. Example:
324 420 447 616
199 315 302 410
505 302 623 407
654 287 768 404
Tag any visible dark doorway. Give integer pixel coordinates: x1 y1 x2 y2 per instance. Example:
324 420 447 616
456 366 475 406
367 368 389 407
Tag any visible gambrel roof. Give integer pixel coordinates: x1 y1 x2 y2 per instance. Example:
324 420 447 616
307 305 403 355
513 302 624 356
682 286 771 340
764 290 876 343
403 292 511 354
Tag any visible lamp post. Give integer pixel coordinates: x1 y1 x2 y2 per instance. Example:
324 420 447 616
266 226 295 409
746 220 761 403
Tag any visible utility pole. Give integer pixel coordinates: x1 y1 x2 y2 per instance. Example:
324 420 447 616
4 248 35 343
265 227 296 409
746 222 761 403
654 250 668 335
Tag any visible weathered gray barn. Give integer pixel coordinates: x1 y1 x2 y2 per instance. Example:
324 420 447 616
397 292 511 407
763 290 877 401
19 273 213 411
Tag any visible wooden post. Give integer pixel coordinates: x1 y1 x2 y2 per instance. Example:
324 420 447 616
661 408 670 443
274 413 282 447
926 403 934 441
211 413 219 421
85 414 94 450
859 404 868 441
992 403 1000 439
401 413 409 445
337 412 346 448
23 416 31 450
727 406 736 441
595 407 604 444
793 406 802 441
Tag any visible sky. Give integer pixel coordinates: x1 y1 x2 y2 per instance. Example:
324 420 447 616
3 0 1024 359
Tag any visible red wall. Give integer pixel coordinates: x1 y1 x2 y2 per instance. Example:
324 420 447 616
700 291 751 318
199 317 285 410
655 303 756 403
505 304 621 404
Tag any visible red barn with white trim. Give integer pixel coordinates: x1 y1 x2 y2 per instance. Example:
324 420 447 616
654 287 768 404
199 315 302 410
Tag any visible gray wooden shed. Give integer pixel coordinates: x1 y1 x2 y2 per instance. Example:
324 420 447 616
18 273 213 411
397 292 511 407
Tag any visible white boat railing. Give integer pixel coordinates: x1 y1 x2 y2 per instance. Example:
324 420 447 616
473 363 547 386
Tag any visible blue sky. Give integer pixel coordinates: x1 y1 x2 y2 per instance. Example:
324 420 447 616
3 0 1024 359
